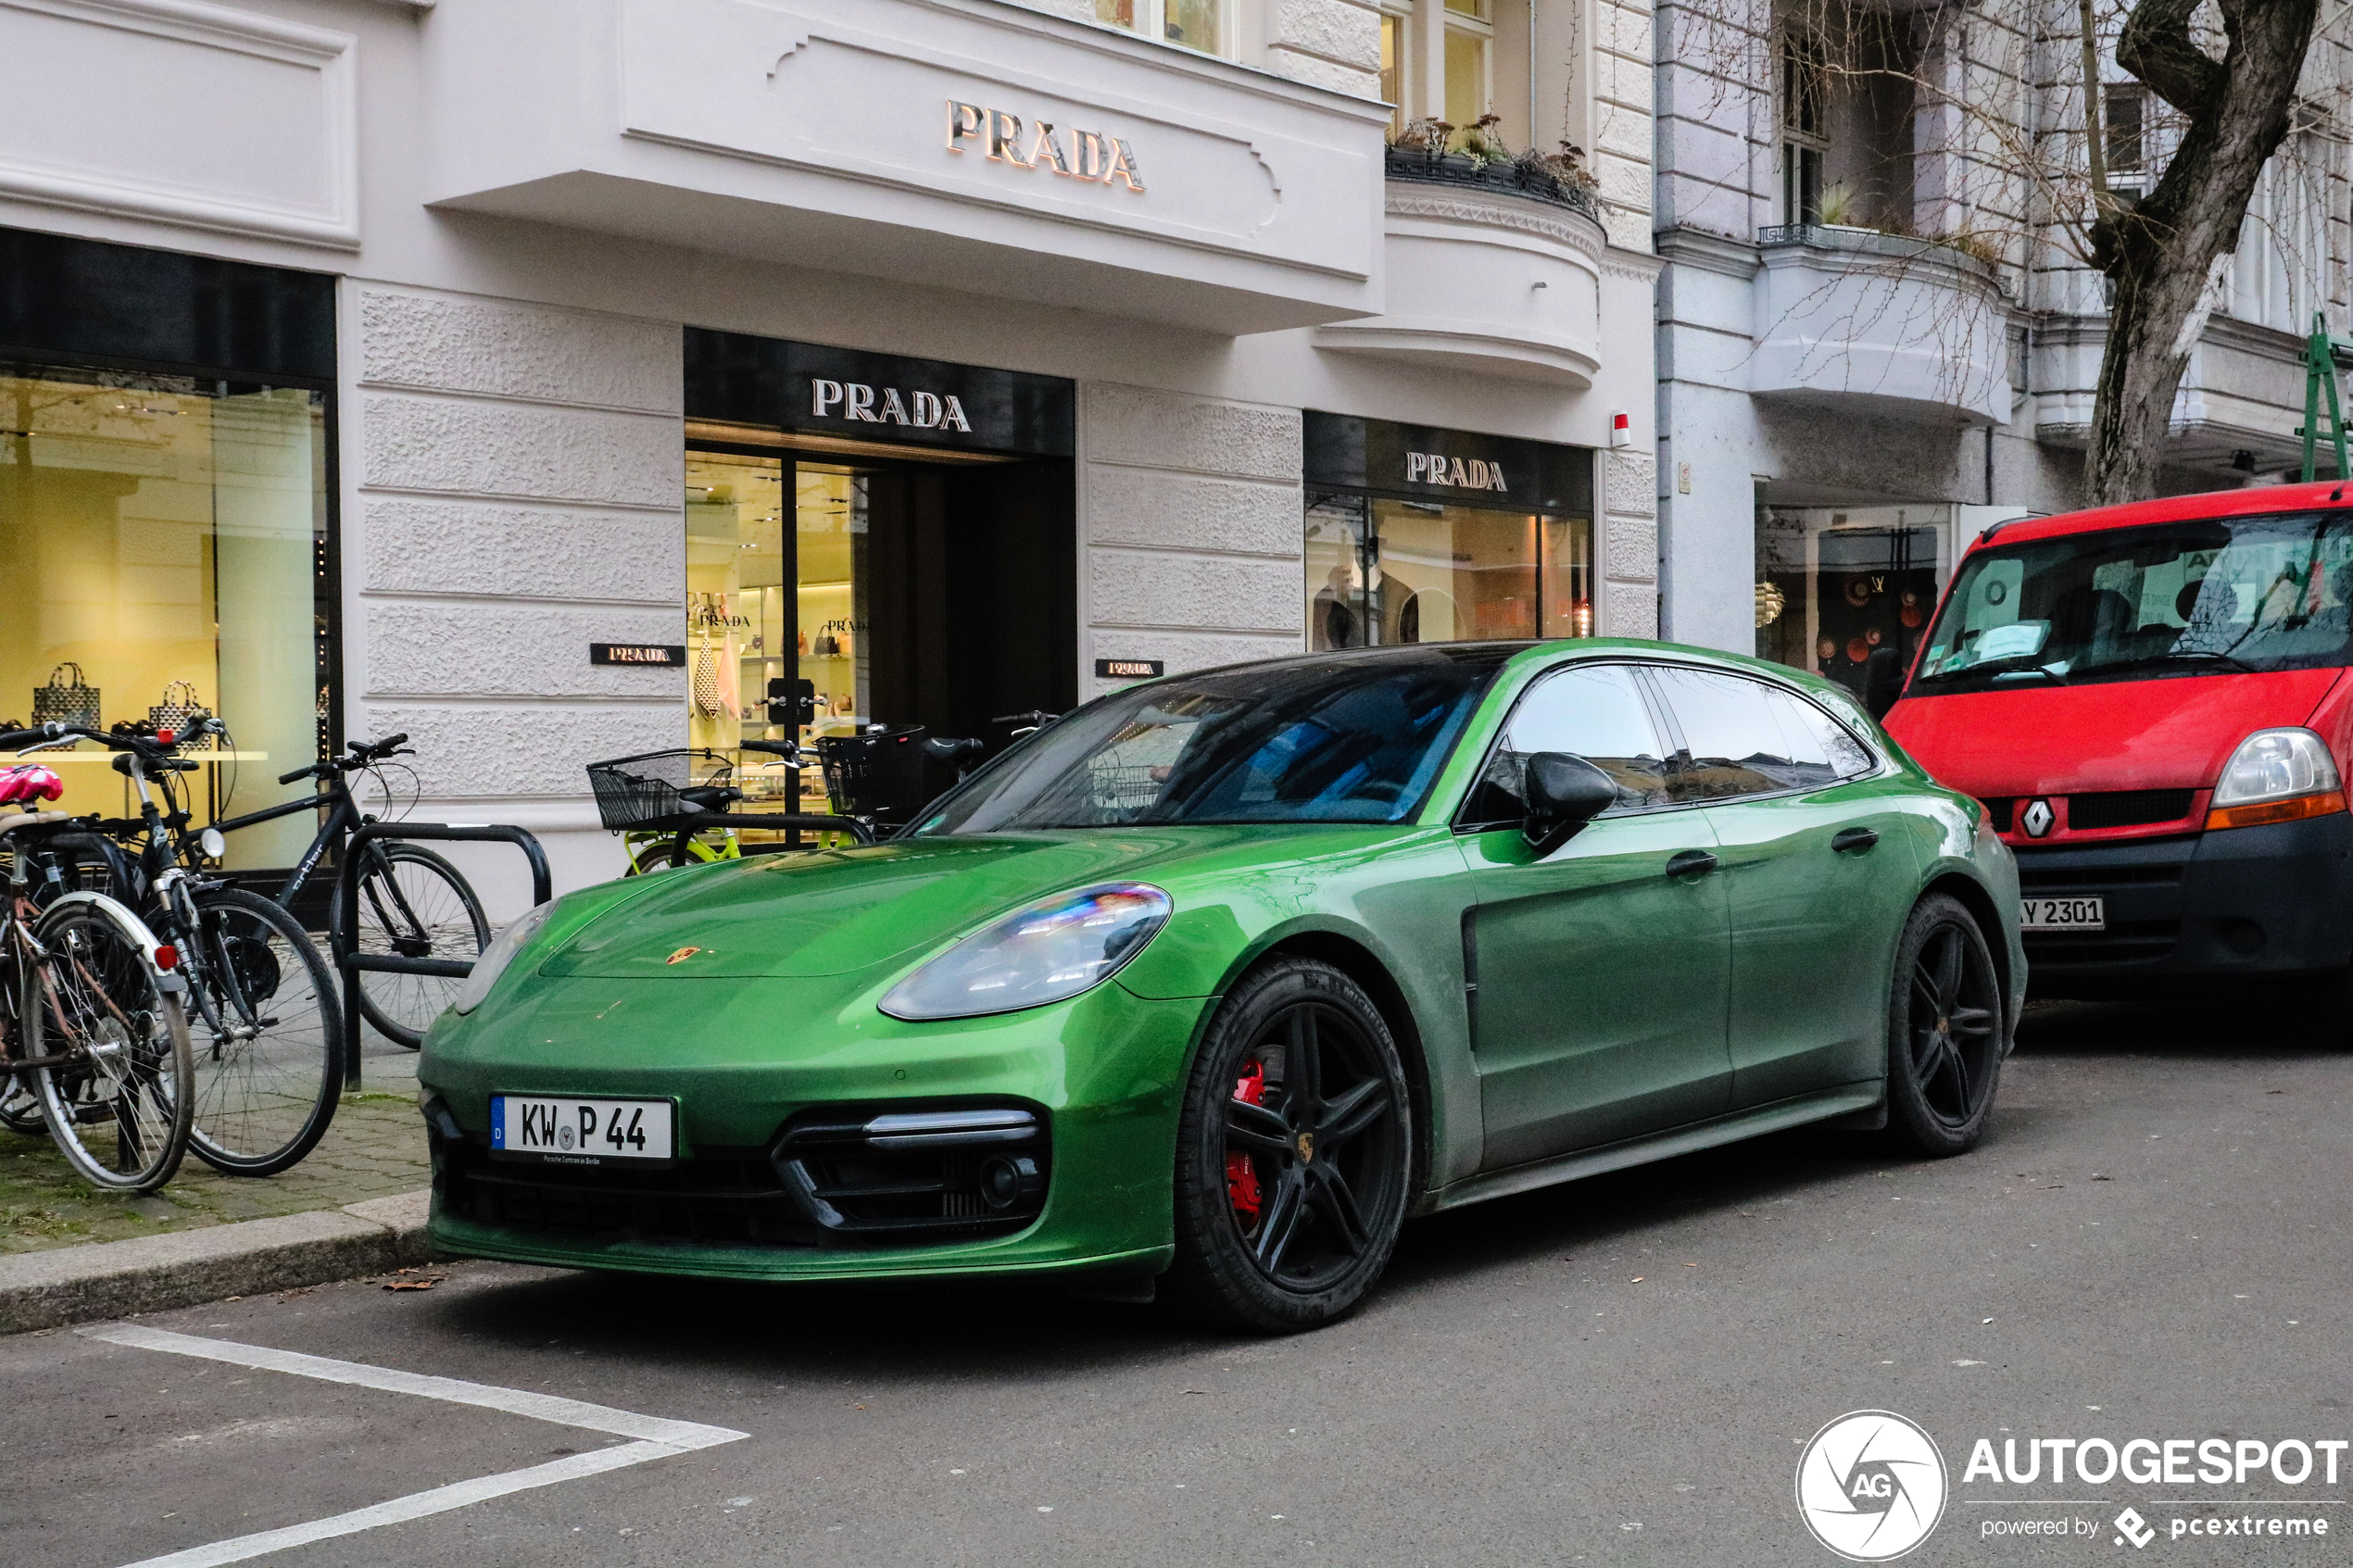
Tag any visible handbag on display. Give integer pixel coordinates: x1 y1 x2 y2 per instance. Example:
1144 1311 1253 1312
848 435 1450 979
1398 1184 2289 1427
31 664 98 731
149 680 214 749
691 629 726 719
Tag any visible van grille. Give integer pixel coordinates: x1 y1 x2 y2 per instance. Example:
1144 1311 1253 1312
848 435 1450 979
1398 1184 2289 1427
2068 789 2196 831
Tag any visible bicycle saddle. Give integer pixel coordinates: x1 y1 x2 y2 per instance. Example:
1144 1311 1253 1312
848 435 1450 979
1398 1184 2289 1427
921 737 984 764
675 784 742 811
0 765 62 805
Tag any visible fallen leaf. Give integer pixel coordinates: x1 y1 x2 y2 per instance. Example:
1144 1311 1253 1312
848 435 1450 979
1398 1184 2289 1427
1682 1262 1697 1268
383 1278 439 1292
2091 1173 2112 1181
1630 1276 1645 1283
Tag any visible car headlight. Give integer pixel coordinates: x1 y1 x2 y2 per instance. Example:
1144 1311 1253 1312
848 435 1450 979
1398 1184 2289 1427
452 900 555 1015
879 883 1172 1021
2207 727 2346 831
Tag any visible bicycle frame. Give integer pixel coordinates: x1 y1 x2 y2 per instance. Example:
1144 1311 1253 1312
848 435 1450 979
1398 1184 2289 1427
209 774 360 912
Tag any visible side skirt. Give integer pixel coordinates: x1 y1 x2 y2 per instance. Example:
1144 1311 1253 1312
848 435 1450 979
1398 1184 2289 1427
1425 1082 1884 1213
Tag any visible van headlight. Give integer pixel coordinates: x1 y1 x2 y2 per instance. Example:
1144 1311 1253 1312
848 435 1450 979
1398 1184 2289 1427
2206 728 2346 831
879 883 1172 1021
452 900 555 1015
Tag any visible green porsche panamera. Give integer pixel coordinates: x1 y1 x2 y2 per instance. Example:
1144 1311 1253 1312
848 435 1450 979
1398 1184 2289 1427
420 639 2024 1331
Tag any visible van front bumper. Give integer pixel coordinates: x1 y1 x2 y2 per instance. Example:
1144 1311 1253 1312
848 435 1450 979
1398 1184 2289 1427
2014 811 2353 992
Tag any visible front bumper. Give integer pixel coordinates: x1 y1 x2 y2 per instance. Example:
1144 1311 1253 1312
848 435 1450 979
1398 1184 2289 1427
418 975 1205 1283
2014 810 2353 991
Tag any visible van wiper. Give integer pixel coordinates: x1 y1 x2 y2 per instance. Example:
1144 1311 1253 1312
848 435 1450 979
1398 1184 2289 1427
2080 650 2259 677
1916 655 2064 686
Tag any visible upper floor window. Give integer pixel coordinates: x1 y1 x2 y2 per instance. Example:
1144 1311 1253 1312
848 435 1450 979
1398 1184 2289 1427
2104 88 2144 176
1443 0 1493 126
1780 32 1827 223
1096 0 1227 55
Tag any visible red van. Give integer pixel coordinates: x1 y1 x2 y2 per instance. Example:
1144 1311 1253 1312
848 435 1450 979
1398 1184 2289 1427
1881 480 2353 1000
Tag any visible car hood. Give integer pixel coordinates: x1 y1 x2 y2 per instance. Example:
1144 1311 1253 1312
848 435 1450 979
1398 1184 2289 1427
537 829 1259 981
1884 668 2345 797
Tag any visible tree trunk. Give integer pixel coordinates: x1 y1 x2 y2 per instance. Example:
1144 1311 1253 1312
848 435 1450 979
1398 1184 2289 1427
2085 0 2318 506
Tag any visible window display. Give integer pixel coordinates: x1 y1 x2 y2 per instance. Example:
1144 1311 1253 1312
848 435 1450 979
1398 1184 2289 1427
1304 494 1592 649
1755 504 1944 699
0 363 329 867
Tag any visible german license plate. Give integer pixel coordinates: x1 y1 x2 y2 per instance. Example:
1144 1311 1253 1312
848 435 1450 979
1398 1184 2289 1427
2021 896 2104 932
491 1095 674 1165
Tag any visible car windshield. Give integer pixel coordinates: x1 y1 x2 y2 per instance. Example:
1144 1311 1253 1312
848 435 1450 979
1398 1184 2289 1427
1912 510 2353 694
914 647 1515 834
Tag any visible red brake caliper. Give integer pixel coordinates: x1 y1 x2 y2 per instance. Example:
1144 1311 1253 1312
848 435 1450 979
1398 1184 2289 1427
1227 1057 1266 1221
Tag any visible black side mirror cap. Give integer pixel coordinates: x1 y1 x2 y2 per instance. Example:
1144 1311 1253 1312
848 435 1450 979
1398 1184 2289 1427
1863 646 1906 720
1523 752 1618 856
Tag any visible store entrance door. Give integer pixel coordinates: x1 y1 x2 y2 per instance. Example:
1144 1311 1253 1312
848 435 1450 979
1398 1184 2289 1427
684 444 1075 819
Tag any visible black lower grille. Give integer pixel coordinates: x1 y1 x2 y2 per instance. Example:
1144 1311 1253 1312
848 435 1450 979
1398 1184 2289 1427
2024 918 2181 964
774 1106 1051 1237
1983 797 2015 833
2018 861 2184 891
2068 789 2196 831
438 1144 824 1248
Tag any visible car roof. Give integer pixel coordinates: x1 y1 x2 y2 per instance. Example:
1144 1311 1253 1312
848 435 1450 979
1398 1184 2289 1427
1969 480 2353 554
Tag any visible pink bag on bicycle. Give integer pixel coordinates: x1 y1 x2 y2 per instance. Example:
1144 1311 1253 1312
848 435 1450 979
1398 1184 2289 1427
0 765 61 804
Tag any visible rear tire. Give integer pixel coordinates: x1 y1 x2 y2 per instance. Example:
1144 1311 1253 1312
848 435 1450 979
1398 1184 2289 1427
26 897 193 1194
1884 893 2006 1157
186 887 344 1176
1162 958 1412 1334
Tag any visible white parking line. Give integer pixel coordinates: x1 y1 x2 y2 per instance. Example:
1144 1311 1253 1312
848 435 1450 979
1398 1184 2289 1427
78 1323 749 1568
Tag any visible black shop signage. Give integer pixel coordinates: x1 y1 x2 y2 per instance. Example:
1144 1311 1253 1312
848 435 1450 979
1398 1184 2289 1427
686 329 1075 458
591 643 686 668
1303 411 1593 516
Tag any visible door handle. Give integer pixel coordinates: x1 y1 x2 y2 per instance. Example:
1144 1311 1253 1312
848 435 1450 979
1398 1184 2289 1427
1665 849 1718 878
1831 827 1881 854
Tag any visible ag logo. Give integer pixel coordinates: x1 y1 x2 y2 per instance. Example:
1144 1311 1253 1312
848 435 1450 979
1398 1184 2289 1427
1795 1410 1948 1562
2020 797 2055 837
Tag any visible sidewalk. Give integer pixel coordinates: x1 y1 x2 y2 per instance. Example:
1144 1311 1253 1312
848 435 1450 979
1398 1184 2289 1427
0 1042 432 1257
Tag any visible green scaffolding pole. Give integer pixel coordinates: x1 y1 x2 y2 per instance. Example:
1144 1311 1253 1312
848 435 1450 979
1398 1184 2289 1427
2301 310 2353 483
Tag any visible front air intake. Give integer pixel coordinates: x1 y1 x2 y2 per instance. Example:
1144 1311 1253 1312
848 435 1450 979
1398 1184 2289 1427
772 1105 1051 1237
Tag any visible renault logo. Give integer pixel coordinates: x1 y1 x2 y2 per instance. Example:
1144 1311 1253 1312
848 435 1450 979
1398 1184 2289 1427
2020 798 2055 838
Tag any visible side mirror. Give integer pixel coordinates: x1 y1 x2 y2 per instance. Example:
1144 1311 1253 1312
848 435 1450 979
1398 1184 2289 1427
1523 752 1618 856
1863 646 1905 720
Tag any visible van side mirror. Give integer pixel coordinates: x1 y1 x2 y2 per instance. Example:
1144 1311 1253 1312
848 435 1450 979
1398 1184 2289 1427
1524 752 1618 855
1863 647 1905 720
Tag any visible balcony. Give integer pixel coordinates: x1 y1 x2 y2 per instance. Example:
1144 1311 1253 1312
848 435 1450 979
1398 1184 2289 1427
1311 148 1608 387
421 0 1388 333
1750 224 2009 425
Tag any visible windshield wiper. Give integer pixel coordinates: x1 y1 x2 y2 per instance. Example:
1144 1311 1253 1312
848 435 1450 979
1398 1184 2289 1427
1916 655 2064 686
2079 650 2259 678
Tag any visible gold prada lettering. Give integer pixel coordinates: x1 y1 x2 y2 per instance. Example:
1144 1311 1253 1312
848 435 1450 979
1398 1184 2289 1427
944 99 1143 195
809 380 975 434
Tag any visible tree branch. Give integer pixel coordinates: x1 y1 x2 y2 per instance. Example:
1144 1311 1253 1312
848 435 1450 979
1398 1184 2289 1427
2116 0 2225 116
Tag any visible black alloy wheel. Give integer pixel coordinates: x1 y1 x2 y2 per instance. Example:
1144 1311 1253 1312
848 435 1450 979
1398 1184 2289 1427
1165 958 1412 1332
1885 892 2005 1156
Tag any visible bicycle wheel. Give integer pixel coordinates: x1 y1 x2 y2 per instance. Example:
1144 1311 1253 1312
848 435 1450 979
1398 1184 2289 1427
186 887 344 1176
26 897 193 1194
0 1076 44 1135
331 842 490 1049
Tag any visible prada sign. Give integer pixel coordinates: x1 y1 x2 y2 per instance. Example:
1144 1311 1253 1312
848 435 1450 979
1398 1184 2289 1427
947 102 1144 193
1304 412 1593 516
686 330 1076 458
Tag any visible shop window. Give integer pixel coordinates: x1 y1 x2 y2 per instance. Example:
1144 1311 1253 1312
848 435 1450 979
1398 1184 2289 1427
1095 0 1227 53
1754 505 1944 699
1305 495 1591 650
0 363 330 868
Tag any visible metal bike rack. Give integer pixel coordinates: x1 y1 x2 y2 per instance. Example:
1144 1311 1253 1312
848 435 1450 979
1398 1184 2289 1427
338 822 551 1088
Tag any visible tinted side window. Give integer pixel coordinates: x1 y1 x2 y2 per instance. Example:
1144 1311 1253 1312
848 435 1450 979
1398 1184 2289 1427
1463 664 1672 823
1650 666 1869 802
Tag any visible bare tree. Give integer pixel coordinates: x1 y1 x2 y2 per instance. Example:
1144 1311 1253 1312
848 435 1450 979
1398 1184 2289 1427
2086 0 2321 503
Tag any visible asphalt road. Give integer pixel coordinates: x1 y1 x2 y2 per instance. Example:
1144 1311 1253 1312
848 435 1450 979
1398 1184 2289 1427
6 997 2350 1568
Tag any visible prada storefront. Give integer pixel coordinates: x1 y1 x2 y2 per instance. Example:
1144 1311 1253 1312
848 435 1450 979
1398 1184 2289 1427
1303 413 1596 649
681 331 1076 807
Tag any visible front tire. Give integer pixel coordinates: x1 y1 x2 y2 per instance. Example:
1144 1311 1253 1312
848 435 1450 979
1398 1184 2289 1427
187 887 345 1176
1163 959 1412 1333
1885 893 2005 1157
26 899 194 1194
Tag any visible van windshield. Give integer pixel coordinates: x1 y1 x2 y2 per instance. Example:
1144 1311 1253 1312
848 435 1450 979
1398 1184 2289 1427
1911 511 2353 694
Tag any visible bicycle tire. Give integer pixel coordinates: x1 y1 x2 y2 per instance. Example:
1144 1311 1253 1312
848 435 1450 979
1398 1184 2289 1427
628 840 692 874
26 895 194 1194
330 842 490 1050
185 886 344 1176
0 1077 44 1135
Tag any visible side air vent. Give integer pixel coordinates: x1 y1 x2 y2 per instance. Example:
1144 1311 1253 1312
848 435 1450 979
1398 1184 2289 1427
772 1105 1051 1236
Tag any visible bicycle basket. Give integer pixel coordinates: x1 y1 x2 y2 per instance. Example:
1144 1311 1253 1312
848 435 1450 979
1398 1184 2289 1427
585 748 736 831
814 728 929 825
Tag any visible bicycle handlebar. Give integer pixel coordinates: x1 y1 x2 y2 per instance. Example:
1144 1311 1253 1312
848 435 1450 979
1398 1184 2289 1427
279 733 412 785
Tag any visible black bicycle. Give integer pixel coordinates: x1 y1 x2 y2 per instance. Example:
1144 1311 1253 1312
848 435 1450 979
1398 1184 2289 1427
215 733 490 1050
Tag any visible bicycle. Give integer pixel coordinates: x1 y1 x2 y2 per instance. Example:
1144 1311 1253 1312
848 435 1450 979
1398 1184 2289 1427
209 731 490 1051
0 738 194 1193
587 743 873 873
13 721 345 1175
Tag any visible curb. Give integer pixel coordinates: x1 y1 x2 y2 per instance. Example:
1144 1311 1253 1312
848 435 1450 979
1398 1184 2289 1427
0 1190 437 1335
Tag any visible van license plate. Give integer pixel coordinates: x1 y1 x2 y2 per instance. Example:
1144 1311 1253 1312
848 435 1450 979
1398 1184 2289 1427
491 1096 674 1165
2021 896 2104 932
